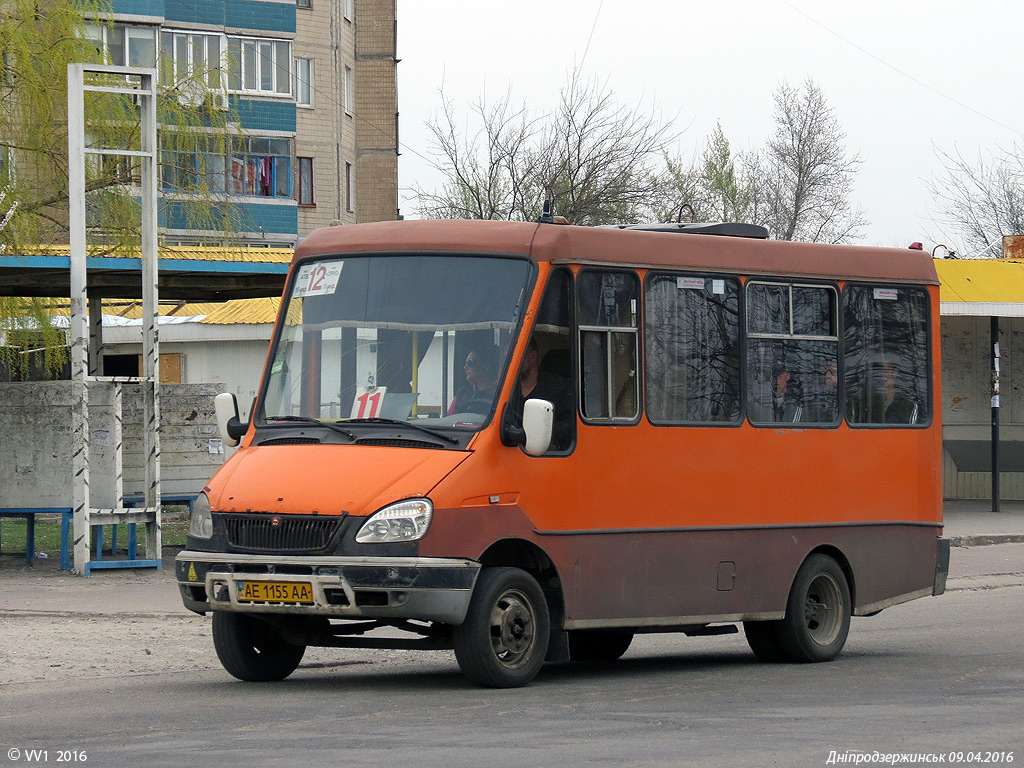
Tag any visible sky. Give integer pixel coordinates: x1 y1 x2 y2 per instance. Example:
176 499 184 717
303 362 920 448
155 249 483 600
393 0 1024 252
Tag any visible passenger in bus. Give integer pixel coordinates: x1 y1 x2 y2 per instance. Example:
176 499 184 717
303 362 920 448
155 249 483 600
876 360 918 424
448 348 498 414
505 338 574 451
804 360 838 423
756 360 803 423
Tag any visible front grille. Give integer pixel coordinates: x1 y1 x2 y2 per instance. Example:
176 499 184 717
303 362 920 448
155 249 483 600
219 513 344 553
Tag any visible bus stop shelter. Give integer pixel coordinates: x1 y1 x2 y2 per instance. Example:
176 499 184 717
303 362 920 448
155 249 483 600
0 245 290 570
935 245 1024 507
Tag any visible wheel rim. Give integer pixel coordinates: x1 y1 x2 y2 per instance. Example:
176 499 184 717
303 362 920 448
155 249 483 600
489 588 537 669
803 572 844 646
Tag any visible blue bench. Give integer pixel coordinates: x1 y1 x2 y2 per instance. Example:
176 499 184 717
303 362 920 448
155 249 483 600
1 495 196 571
87 494 199 571
0 508 73 569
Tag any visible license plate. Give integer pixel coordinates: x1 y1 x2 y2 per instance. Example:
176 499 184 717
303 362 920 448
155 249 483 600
238 581 314 604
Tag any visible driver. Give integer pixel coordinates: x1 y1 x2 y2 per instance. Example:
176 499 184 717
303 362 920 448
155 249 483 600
506 338 574 452
447 348 497 414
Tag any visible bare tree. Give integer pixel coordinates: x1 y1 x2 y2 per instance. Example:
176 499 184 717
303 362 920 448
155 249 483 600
411 90 540 220
537 74 674 225
746 79 866 243
929 145 1024 257
411 75 675 225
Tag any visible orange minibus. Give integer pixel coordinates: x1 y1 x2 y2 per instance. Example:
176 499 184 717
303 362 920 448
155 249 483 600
177 218 949 688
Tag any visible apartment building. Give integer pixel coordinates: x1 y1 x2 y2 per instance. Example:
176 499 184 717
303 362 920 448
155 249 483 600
90 0 398 246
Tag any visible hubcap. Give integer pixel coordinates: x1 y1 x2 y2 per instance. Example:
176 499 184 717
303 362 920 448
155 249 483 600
803 572 843 646
489 588 536 669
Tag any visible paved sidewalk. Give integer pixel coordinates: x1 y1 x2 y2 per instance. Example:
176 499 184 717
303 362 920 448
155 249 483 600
941 499 1024 546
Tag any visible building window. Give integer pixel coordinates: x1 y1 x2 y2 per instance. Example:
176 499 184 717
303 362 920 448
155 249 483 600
345 162 354 212
227 37 291 96
85 23 157 67
295 57 312 106
344 66 354 114
297 0 311 7
162 136 291 199
231 138 292 197
161 135 228 193
160 30 224 90
343 0 354 20
297 157 314 206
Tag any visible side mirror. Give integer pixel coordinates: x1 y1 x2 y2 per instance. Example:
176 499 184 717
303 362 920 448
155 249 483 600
214 392 248 447
522 398 553 456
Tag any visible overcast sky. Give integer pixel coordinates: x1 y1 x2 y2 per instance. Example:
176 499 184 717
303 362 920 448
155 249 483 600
393 0 1024 252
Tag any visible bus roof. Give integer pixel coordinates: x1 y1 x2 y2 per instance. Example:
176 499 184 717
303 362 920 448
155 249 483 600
294 220 939 286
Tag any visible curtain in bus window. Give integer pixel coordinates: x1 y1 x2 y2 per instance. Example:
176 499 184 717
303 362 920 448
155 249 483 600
747 283 789 335
844 286 930 425
644 274 740 423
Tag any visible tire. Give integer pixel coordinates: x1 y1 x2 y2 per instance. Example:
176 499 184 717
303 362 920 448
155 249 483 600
776 554 851 663
453 567 550 688
568 629 634 662
743 620 786 663
212 611 306 682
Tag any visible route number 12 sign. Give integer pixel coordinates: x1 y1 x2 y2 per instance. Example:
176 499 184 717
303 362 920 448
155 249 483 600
293 261 343 298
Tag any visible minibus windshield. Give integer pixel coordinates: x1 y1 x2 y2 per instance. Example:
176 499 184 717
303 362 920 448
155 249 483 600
260 254 531 431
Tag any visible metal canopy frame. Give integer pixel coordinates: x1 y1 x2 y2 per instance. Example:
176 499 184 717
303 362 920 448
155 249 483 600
68 64 161 575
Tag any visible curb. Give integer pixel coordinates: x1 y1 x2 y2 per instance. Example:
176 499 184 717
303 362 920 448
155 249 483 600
948 534 1024 547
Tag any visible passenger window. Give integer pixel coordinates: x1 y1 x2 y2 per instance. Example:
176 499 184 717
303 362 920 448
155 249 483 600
746 282 839 425
844 286 930 426
645 274 740 423
578 270 640 421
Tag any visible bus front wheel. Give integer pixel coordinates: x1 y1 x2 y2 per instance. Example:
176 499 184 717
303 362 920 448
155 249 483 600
212 611 306 682
776 554 851 663
453 567 550 688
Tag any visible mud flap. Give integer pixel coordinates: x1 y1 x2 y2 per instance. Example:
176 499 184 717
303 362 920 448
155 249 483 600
934 538 951 596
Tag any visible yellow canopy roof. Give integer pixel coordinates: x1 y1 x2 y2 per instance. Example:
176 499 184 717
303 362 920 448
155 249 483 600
935 259 1024 316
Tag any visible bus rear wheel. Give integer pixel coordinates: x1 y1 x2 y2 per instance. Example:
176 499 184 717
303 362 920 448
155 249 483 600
568 629 634 662
212 612 306 682
776 554 851 663
453 567 550 688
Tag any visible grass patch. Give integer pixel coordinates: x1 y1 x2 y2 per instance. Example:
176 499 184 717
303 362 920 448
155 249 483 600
0 509 190 559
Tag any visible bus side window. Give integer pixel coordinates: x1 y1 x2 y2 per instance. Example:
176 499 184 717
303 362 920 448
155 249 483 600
746 282 839 425
844 286 930 426
644 273 741 424
578 270 640 421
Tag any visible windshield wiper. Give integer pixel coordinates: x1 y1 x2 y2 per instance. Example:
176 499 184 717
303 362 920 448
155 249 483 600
344 417 460 445
266 415 357 440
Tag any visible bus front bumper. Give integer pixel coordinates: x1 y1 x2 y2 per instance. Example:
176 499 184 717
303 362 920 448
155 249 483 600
175 551 480 625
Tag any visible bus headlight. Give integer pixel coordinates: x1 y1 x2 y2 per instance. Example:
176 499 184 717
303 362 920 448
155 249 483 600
189 493 214 539
356 499 433 544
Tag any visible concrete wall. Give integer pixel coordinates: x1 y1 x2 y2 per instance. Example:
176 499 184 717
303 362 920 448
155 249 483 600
0 382 229 508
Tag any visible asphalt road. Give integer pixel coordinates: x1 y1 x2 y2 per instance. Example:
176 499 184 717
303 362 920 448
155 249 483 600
1 546 1022 768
